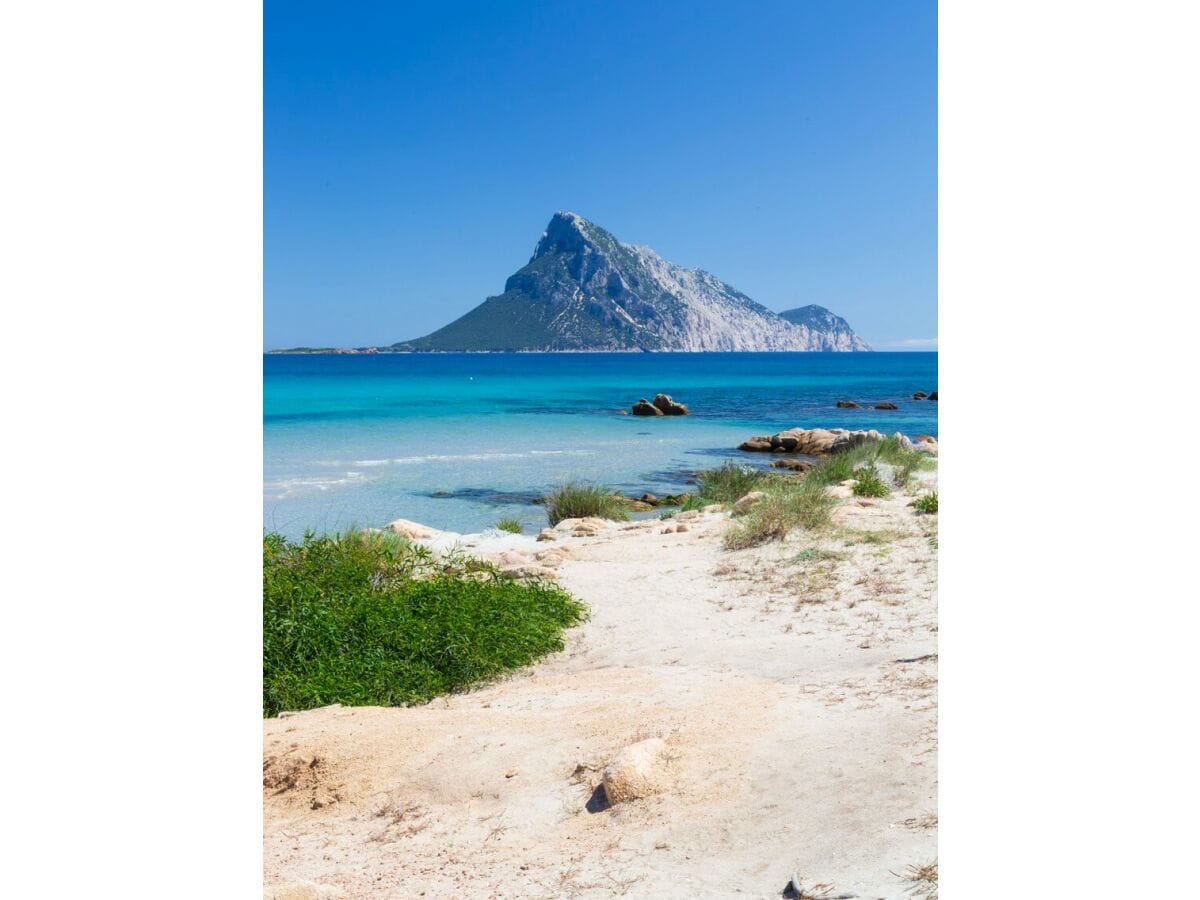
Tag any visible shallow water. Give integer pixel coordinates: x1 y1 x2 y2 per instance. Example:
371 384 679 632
264 352 937 537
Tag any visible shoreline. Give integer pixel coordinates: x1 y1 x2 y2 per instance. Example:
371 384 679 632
264 456 939 897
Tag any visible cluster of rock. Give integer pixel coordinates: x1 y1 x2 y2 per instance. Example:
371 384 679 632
489 545 573 580
835 391 937 409
739 427 887 456
631 394 690 416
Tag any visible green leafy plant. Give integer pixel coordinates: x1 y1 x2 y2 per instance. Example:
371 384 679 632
263 530 586 716
851 464 891 498
913 492 938 515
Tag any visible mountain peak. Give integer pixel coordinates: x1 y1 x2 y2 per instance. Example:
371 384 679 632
532 211 597 259
396 215 870 352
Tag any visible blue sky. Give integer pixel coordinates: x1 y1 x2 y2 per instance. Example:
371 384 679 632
265 0 936 350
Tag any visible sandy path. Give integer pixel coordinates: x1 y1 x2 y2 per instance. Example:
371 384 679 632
264 484 938 898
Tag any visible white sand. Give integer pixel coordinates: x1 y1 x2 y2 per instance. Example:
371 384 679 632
264 475 938 898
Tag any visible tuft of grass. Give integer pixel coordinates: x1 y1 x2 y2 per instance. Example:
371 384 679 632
543 482 632 526
913 491 938 515
263 530 586 716
696 462 767 504
851 464 891 498
495 517 522 534
722 478 836 550
895 859 938 898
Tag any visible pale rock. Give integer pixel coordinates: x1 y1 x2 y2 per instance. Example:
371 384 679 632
677 510 700 521
537 528 558 542
601 737 673 805
701 503 725 513
826 485 854 499
732 491 767 515
384 518 436 540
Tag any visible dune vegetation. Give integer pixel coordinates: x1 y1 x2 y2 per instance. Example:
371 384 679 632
263 530 585 716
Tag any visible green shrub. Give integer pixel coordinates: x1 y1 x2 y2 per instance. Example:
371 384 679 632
263 530 586 716
496 517 522 534
696 462 767 504
851 464 891 498
679 494 706 512
914 492 939 515
543 482 631 526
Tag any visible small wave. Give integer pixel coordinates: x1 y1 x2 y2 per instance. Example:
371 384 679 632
325 449 600 467
264 472 367 499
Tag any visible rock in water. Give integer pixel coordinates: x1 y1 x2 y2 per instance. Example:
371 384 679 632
601 738 673 804
651 393 690 415
874 402 899 410
631 398 664 416
390 212 870 352
836 399 860 408
739 437 773 452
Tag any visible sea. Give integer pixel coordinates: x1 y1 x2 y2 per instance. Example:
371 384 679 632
264 352 937 538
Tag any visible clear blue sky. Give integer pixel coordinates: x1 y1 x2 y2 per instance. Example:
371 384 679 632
265 0 936 350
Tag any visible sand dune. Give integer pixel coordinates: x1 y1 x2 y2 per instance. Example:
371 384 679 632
264 480 938 898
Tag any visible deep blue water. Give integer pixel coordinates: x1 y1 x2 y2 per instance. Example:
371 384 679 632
264 352 937 537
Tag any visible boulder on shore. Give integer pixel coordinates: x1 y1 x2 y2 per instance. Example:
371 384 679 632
739 437 773 452
385 518 436 540
739 427 884 456
732 491 767 515
772 458 815 472
601 738 673 805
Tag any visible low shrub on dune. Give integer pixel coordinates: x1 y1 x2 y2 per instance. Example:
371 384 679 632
263 530 585 716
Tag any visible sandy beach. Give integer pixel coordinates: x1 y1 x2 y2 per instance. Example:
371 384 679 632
264 460 938 899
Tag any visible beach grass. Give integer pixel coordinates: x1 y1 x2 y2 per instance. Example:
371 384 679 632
719 436 933 549
496 517 523 534
543 482 632 526
913 491 938 514
695 462 768 504
722 477 836 549
851 464 891 498
263 530 586 716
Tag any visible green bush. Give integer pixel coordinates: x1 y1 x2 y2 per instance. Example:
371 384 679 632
543 482 632 526
851 464 891 498
914 492 939 515
496 517 522 534
263 530 586 716
696 462 767 504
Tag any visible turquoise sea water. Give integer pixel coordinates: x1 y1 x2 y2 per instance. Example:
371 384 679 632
264 352 938 538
